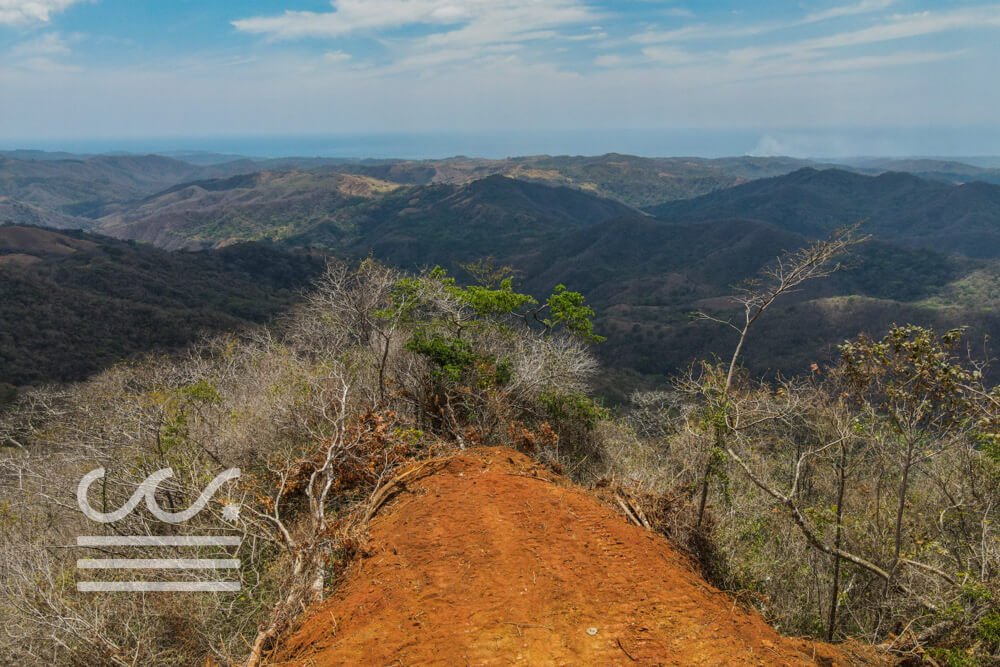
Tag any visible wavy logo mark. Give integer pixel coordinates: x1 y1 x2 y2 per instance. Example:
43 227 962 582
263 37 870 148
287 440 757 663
77 467 241 524
75 467 243 593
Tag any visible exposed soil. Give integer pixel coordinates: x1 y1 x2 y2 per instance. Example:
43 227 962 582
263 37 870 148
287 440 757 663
272 448 883 666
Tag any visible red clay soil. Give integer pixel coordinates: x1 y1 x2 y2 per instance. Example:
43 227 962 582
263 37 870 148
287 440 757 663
272 448 882 666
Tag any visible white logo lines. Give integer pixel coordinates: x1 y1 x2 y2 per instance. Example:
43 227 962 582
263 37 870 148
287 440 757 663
75 468 243 593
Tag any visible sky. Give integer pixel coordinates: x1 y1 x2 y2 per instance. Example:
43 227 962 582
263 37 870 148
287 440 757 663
1 0 999 158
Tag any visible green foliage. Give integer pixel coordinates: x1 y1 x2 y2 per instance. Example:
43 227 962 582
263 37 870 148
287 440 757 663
403 267 603 342
838 325 976 431
539 391 608 431
405 331 476 382
178 380 222 404
925 647 978 667
837 243 959 302
984 435 1000 466
979 610 1000 651
461 278 537 317
545 285 606 343
404 329 512 390
159 409 189 453
384 275 422 320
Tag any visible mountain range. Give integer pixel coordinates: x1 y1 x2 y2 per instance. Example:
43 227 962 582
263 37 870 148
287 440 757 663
2 150 999 395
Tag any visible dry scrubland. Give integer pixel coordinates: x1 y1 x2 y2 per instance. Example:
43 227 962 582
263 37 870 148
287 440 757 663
0 242 997 666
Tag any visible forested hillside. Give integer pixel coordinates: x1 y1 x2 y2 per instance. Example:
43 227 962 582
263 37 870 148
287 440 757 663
647 168 1000 257
0 226 323 389
97 170 401 250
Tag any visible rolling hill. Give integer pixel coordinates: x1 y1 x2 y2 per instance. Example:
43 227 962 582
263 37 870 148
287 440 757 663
310 169 1000 389
0 196 91 229
323 175 637 268
844 157 1000 185
94 172 634 256
0 152 820 226
97 169 401 250
499 212 987 389
647 168 1000 257
0 154 220 217
332 153 821 207
86 154 824 251
0 225 324 389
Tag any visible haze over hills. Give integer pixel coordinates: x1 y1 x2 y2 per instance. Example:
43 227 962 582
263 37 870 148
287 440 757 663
0 196 90 230
0 151 819 218
0 154 218 217
843 158 1000 185
98 170 402 250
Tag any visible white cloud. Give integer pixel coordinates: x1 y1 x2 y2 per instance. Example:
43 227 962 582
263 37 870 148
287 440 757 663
1 39 995 144
661 8 694 19
234 0 465 39
565 29 607 41
5 32 78 72
611 3 1000 87
631 23 765 45
729 5 1000 63
594 53 623 67
10 32 70 57
804 5 1000 49
641 45 697 66
632 0 896 45
0 0 81 25
801 0 896 24
233 0 596 40
744 49 963 80
1 0 997 146
234 0 601 73
323 50 352 64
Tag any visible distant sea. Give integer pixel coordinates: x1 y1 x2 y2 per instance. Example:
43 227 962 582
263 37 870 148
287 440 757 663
7 128 1000 161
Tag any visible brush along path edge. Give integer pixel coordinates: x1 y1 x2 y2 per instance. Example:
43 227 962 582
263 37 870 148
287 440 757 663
272 448 880 666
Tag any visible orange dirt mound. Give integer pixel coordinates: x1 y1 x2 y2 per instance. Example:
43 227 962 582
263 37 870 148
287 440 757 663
272 448 879 666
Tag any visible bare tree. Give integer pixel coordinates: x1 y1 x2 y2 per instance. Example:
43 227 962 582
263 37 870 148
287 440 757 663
693 225 866 526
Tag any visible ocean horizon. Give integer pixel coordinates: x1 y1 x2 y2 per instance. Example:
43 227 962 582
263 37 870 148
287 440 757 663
6 127 1000 162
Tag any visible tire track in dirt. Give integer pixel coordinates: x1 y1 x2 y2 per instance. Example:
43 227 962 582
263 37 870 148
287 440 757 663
272 449 882 666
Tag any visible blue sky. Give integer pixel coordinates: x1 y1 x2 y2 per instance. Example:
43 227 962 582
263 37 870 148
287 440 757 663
1 0 999 157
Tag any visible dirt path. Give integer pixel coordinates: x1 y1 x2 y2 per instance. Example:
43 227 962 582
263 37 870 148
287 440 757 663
272 448 878 666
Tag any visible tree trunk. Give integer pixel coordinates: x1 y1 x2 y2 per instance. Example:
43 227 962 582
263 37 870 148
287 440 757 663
827 442 848 641
245 547 325 667
891 443 915 572
878 439 915 634
696 424 724 527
